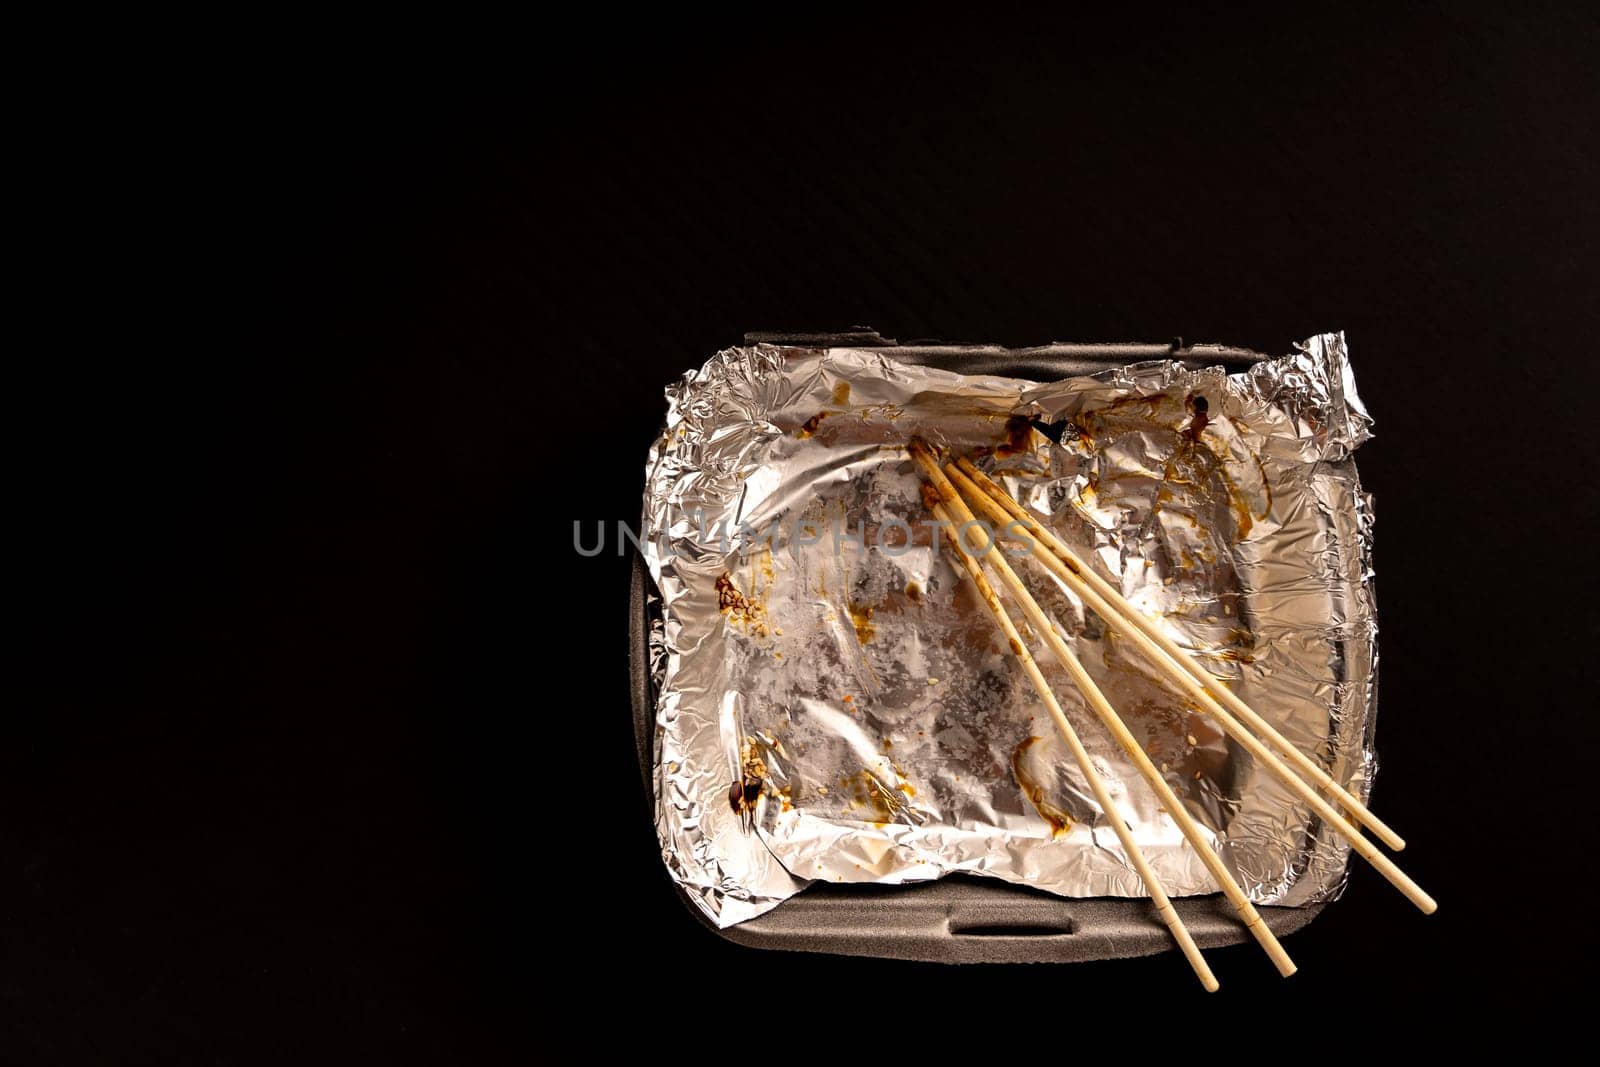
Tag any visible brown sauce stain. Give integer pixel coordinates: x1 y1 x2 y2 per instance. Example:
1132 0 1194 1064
831 382 851 405
848 603 877 645
1252 450 1274 522
995 415 1035 458
1191 394 1271 538
904 580 923 603
1182 393 1210 443
1092 390 1267 542
796 411 830 438
1011 736 1074 837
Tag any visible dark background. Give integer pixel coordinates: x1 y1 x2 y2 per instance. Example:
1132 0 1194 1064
13 5 1599 1058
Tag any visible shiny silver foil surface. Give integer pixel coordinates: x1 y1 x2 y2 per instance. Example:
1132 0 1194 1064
643 334 1378 928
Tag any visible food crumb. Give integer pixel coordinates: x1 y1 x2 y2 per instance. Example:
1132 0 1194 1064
927 677 940 686
1187 734 1198 746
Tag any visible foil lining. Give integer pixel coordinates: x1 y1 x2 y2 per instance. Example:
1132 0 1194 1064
643 334 1378 928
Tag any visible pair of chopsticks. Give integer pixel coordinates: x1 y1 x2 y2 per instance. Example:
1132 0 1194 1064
908 440 1434 990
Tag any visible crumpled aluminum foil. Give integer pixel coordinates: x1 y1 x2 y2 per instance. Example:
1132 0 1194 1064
643 334 1378 928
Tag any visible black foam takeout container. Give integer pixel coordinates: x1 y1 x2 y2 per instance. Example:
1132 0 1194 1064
631 333 1324 963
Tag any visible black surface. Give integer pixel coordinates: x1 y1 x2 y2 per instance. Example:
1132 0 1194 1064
13 6 1600 1059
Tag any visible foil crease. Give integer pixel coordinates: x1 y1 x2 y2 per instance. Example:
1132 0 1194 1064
643 334 1379 928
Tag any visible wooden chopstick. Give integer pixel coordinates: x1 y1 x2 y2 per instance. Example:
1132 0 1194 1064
942 456 1436 914
911 461 1219 990
952 455 1407 853
913 446 1296 977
